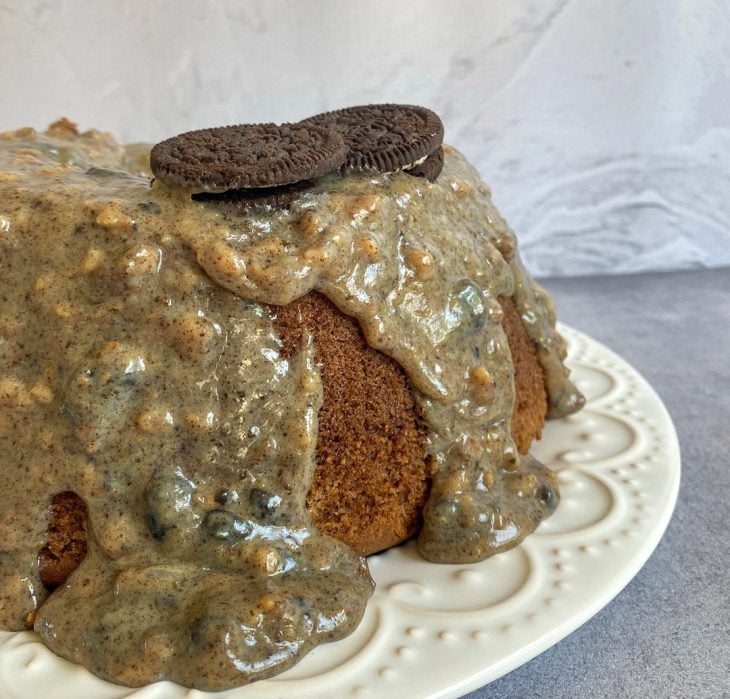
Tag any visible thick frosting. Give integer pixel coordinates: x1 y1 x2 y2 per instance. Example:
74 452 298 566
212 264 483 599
0 123 582 688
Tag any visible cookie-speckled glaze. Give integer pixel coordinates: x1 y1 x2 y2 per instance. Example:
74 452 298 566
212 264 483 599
0 122 580 688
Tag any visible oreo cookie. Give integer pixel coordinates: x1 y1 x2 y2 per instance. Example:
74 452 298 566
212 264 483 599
150 122 347 190
302 104 444 174
191 180 319 212
406 146 444 182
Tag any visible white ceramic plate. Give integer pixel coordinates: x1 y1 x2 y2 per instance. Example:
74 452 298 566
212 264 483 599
0 325 681 699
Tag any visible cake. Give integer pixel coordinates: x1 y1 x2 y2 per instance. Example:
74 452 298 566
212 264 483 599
0 108 583 689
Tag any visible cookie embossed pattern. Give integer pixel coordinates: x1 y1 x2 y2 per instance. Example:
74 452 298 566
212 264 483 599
0 325 681 699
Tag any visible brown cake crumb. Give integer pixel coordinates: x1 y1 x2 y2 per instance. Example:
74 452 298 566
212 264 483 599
500 295 549 452
38 491 88 590
276 292 431 555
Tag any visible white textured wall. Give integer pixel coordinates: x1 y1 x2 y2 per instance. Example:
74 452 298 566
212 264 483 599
1 0 728 276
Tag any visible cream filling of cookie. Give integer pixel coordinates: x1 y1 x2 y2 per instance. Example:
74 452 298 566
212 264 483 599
0 123 582 689
387 150 430 173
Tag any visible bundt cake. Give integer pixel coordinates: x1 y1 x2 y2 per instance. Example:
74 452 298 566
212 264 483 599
0 108 583 689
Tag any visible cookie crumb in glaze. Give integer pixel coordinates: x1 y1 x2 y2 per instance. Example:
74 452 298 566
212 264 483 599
0 110 582 688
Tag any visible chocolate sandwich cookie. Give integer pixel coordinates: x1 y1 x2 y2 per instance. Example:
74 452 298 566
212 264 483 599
192 179 320 213
406 146 444 182
150 122 347 191
302 104 444 175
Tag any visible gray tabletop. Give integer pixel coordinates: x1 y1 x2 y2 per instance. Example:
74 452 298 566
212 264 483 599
466 268 730 699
